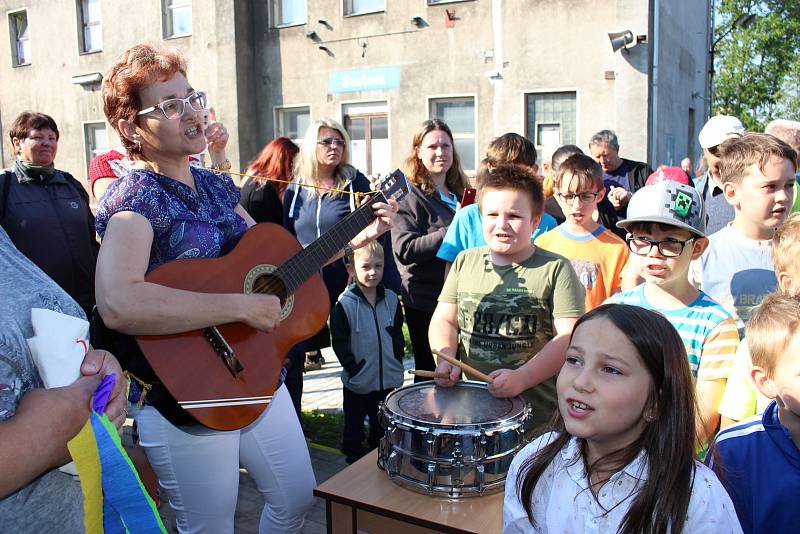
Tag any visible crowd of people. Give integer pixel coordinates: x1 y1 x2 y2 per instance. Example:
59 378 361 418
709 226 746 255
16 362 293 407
1 42 799 533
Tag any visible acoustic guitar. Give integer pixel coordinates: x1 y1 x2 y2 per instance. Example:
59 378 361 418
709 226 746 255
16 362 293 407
136 170 409 430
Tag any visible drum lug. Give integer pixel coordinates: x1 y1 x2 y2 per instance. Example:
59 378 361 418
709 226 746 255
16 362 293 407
425 429 437 456
478 429 487 458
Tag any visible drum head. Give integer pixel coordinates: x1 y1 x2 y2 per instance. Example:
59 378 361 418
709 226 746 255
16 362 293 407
384 380 525 426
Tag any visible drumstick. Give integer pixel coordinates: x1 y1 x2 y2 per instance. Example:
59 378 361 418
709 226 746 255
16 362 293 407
431 349 494 384
408 369 450 379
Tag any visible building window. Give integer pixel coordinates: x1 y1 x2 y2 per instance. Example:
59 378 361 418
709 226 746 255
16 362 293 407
9 11 31 66
78 0 102 53
273 0 306 26
525 91 577 159
275 106 310 143
344 0 385 16
83 122 109 179
163 0 192 38
343 101 389 178
430 97 476 172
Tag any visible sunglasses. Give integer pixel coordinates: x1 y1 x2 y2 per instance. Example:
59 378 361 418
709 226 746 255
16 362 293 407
317 138 346 148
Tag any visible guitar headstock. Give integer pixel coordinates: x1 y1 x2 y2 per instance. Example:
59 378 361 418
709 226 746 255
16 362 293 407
374 169 410 204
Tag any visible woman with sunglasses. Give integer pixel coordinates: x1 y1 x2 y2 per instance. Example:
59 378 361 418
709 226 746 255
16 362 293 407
285 119 399 371
94 45 395 533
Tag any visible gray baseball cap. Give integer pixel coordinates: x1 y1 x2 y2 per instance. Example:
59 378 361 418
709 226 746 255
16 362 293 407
617 181 707 237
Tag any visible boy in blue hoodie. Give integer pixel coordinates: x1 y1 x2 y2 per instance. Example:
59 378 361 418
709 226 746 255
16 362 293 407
331 241 405 464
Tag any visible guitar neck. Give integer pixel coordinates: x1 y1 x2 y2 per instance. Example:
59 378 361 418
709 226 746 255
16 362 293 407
278 192 385 294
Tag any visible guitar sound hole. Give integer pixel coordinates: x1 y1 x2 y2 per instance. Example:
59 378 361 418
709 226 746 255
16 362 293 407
252 273 288 306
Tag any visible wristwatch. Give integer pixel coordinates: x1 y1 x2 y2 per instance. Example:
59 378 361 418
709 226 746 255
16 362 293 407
212 159 232 172
342 242 354 260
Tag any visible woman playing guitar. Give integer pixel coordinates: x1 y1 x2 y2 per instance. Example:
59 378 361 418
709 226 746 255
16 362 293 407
94 44 396 533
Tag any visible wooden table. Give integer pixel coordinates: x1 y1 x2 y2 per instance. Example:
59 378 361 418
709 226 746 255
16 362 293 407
314 450 503 534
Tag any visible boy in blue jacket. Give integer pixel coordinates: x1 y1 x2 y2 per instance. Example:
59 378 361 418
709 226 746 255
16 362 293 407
708 293 800 533
331 241 405 464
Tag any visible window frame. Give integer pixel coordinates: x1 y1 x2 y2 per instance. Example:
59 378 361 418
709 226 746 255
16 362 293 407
341 100 391 177
82 121 110 182
77 0 103 54
163 0 192 39
343 0 386 18
273 105 312 144
8 9 31 67
522 88 580 157
427 94 477 173
272 0 307 28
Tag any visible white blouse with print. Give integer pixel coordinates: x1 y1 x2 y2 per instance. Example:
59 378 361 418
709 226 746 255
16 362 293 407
503 433 743 534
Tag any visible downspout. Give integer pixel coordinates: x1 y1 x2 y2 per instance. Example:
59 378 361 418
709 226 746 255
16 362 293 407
648 0 659 167
491 0 504 138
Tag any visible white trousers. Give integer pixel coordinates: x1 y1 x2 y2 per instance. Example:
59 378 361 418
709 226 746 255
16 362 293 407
133 384 316 534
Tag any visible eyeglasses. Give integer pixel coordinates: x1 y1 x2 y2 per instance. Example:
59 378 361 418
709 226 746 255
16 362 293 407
317 138 346 148
137 91 208 120
626 236 695 258
556 191 600 204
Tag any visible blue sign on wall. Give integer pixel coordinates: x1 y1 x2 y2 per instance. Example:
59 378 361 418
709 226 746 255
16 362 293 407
329 67 401 94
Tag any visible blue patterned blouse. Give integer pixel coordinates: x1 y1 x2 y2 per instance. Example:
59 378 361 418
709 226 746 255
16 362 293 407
96 167 246 272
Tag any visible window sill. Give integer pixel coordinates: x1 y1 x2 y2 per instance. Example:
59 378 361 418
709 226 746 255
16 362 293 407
164 33 192 40
274 21 306 29
79 49 103 56
343 9 385 18
12 62 31 68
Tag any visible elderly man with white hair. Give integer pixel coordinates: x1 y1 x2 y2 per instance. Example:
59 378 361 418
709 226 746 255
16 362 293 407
587 130 652 216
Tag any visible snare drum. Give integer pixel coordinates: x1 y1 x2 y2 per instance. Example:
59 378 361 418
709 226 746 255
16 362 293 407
378 380 533 498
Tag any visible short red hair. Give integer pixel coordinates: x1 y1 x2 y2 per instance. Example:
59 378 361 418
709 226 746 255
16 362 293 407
245 137 300 200
102 44 187 158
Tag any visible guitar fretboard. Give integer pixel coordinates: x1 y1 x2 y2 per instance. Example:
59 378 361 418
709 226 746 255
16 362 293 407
276 192 386 294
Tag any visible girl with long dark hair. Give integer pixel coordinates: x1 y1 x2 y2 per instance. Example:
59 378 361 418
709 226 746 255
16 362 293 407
503 304 742 533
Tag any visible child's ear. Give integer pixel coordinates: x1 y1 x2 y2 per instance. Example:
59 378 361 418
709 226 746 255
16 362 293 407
690 236 709 259
345 262 355 277
777 271 797 295
596 186 607 203
722 181 740 208
530 163 539 174
751 365 778 400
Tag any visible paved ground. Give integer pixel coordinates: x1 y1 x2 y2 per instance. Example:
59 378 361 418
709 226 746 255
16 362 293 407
142 348 416 533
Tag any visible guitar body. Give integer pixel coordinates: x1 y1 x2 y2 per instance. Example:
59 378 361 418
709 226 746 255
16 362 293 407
137 223 329 431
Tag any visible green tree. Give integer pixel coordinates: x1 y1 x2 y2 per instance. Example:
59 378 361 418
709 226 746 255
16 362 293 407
713 0 800 130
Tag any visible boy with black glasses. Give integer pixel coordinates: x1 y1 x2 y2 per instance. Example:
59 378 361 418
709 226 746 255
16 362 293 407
534 154 629 311
608 181 739 446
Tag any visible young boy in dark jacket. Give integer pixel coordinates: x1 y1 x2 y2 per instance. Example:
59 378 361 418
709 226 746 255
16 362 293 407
331 241 405 464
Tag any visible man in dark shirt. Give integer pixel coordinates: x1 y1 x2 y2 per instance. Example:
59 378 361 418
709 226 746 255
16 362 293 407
588 129 652 217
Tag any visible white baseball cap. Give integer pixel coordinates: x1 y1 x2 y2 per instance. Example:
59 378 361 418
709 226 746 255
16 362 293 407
699 115 745 149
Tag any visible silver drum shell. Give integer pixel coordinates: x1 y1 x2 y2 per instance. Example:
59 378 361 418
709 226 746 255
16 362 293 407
377 380 534 498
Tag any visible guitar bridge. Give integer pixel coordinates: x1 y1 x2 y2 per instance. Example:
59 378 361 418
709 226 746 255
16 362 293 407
202 326 244 377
